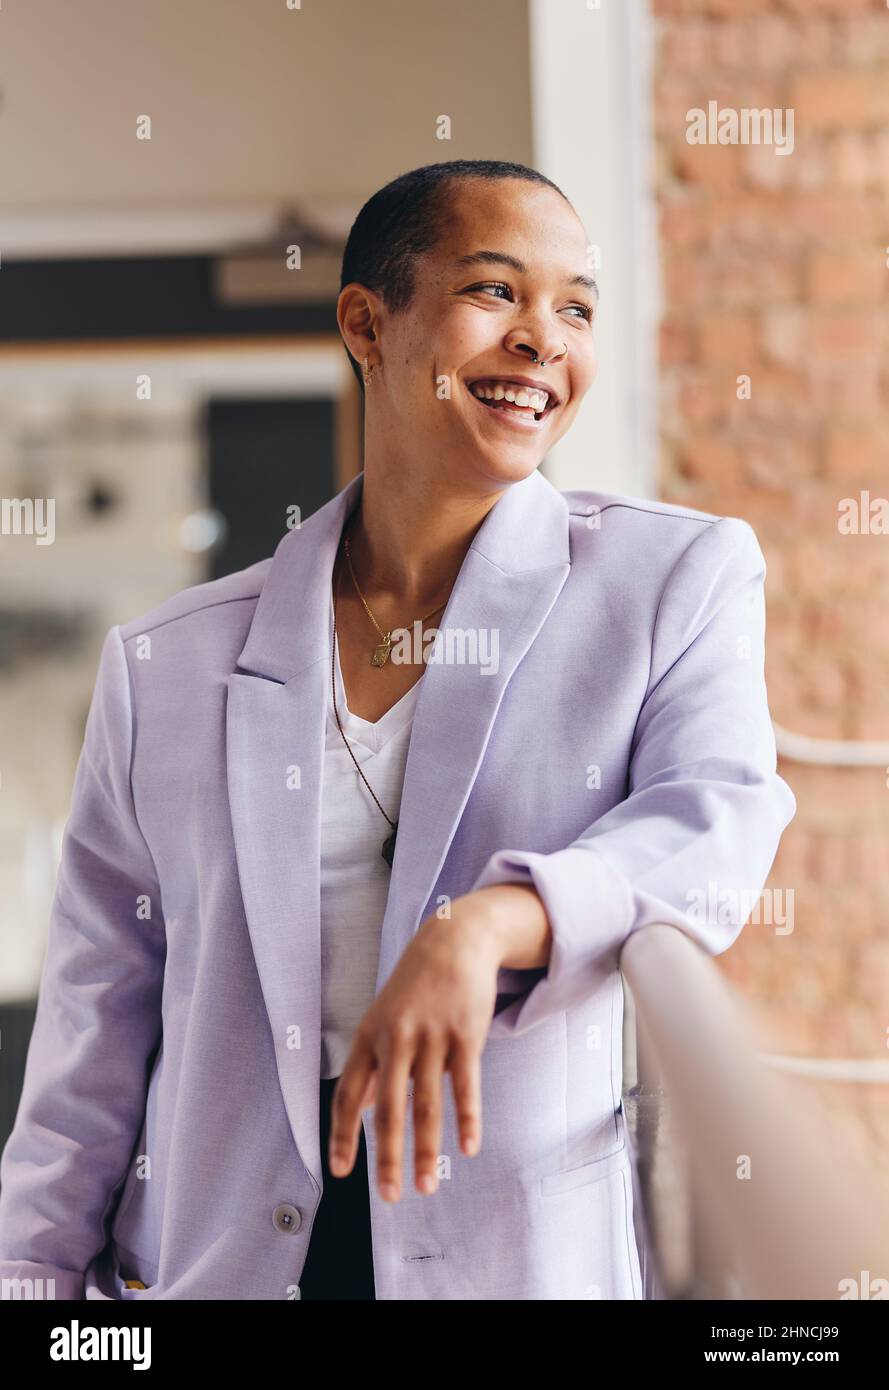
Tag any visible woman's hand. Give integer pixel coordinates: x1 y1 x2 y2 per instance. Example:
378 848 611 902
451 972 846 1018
328 883 552 1202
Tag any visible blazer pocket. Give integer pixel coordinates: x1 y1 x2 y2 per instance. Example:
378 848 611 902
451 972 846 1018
539 1142 630 1198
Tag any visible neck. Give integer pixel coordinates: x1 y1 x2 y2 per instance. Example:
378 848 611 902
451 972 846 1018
345 463 505 607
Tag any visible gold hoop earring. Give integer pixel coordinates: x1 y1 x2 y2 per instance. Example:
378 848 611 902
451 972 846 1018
363 357 376 386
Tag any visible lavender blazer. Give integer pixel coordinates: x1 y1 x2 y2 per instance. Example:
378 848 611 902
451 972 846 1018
0 468 795 1301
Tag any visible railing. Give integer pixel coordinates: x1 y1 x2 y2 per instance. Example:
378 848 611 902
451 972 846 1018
772 721 889 768
619 923 889 1300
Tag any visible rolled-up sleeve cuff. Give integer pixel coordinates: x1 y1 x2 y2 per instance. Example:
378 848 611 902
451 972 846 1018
471 845 635 1038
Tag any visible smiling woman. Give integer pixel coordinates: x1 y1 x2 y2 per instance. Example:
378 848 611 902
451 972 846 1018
0 159 795 1303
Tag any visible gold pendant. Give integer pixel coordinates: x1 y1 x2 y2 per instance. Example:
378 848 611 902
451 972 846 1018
371 634 393 667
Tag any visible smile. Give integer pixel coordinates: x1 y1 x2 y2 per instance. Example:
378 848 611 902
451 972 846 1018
465 378 559 429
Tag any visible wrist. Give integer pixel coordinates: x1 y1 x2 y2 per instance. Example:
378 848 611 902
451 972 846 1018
462 883 550 970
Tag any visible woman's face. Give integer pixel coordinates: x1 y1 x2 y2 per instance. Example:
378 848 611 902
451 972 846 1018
347 178 599 491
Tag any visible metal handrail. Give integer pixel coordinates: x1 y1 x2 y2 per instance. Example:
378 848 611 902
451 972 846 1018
620 923 889 1300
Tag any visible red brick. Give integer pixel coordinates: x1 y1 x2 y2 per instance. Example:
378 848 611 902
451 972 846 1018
806 250 887 305
660 198 708 250
678 374 729 429
744 432 819 490
742 139 825 193
825 131 876 191
653 0 771 14
750 16 832 69
698 312 758 365
653 0 889 1062
716 254 800 309
677 433 745 484
700 0 773 13
854 707 889 742
790 73 889 131
783 192 877 243
660 320 696 366
808 312 880 365
805 369 882 421
823 427 889 480
657 20 711 71
734 367 808 426
782 0 880 15
836 14 889 66
663 255 713 309
673 138 744 189
705 194 796 251
760 308 806 368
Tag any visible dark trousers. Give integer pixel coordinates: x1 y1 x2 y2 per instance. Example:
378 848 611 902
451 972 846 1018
299 1077 376 1301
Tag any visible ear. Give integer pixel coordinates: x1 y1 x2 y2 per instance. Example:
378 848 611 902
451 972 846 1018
337 283 380 369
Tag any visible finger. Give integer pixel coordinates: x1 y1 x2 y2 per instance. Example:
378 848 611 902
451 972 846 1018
448 1040 483 1158
329 1036 376 1177
411 1036 448 1195
374 1025 415 1202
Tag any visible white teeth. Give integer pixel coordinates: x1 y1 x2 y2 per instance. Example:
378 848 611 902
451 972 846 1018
470 381 550 412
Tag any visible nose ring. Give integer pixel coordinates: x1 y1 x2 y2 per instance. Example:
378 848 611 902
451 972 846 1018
530 343 568 368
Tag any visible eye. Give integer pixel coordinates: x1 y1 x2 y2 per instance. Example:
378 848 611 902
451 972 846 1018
462 282 594 323
463 281 513 301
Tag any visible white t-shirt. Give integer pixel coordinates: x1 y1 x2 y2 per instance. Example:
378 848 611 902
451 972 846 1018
319 593 422 1079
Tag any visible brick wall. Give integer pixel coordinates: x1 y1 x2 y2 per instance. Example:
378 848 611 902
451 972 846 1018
652 0 889 1123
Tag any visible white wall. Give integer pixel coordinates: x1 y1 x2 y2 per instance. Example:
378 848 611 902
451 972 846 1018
530 0 660 500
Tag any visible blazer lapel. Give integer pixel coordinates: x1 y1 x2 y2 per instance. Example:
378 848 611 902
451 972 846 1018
226 474 363 1191
375 470 571 989
225 468 570 1185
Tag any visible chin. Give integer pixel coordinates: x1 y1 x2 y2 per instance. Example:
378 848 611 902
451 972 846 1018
469 451 545 491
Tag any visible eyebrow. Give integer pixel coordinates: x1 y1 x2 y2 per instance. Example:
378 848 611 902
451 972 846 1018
452 249 599 298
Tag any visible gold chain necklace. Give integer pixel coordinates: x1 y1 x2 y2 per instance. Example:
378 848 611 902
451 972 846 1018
331 527 453 866
343 533 449 666
331 559 400 866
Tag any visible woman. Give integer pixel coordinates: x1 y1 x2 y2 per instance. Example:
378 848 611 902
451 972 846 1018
0 159 795 1302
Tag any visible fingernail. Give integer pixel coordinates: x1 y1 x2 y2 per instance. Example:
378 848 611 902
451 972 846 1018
329 1152 347 1175
418 1174 435 1195
379 1182 399 1202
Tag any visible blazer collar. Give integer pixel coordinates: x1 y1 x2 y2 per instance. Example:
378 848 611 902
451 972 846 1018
235 466 570 683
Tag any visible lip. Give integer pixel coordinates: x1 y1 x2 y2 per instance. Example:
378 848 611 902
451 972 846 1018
464 383 549 431
464 378 561 432
467 374 562 408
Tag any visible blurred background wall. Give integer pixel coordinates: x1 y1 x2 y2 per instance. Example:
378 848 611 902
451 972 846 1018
652 0 889 1177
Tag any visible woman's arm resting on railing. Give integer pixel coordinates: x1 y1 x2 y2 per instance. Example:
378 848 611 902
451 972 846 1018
471 516 798 1039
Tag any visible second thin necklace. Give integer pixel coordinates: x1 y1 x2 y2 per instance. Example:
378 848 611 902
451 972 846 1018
331 528 450 867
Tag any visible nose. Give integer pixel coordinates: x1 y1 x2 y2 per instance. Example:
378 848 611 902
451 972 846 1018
505 332 568 368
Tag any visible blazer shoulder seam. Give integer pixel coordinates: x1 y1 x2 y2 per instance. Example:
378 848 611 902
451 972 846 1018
120 590 263 643
568 498 720 527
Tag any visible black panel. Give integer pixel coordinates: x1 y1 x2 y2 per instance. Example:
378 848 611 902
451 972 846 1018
0 256 336 341
0 1001 37 1160
206 396 336 578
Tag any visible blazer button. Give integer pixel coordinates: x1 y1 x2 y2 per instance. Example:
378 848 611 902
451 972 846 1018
272 1203 302 1234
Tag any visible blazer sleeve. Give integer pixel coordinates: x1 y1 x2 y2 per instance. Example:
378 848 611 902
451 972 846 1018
475 516 797 1040
0 626 166 1300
